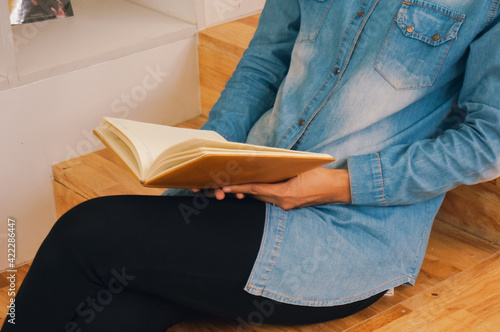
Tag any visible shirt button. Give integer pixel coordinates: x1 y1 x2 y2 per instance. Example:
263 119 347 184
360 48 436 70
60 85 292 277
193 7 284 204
406 25 415 33
357 11 365 18
432 33 440 41
299 120 306 126
334 67 340 75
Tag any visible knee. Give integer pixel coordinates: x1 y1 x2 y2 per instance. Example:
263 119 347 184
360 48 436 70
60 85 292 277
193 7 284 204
47 196 124 251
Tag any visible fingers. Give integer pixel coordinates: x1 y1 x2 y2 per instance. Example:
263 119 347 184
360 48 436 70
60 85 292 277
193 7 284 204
223 184 282 206
190 188 242 200
235 193 245 199
222 183 268 196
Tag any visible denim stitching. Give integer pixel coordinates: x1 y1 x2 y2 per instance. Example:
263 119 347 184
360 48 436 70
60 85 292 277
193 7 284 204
347 157 355 205
374 12 455 90
400 19 463 44
287 1 382 149
376 153 387 206
245 203 271 292
300 0 337 42
485 0 500 28
278 67 333 148
374 18 401 89
429 38 453 84
252 276 414 305
333 0 367 67
346 0 381 68
257 209 287 290
402 1 465 20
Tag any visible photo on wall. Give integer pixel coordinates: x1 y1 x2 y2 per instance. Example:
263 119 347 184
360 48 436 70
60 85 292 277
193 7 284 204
8 0 74 25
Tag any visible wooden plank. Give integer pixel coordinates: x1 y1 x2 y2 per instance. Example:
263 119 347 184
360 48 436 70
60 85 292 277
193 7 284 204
200 85 223 116
198 44 239 115
52 180 87 218
52 150 164 200
198 44 239 89
373 254 500 331
199 19 257 59
174 115 208 129
238 14 261 28
0 264 31 327
436 181 500 245
197 14 258 117
344 305 412 332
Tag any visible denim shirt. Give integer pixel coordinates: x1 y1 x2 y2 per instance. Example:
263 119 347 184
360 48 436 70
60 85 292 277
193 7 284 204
167 0 500 306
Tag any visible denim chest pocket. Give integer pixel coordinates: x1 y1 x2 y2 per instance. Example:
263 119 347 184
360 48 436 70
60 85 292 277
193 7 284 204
375 0 465 90
298 0 336 43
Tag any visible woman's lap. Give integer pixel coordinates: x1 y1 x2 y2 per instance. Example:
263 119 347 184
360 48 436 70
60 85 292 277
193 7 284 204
1 195 384 332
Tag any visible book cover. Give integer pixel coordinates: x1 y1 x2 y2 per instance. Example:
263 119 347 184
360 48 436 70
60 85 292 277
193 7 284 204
9 0 74 25
94 117 335 188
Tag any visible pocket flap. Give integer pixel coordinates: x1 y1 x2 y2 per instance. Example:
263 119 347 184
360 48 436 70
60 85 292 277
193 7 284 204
396 0 465 46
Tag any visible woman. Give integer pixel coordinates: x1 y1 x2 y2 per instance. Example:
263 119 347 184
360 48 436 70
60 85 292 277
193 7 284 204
3 0 499 331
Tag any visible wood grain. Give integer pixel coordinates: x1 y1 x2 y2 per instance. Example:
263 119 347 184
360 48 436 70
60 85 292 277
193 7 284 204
52 180 87 218
198 14 259 117
437 181 500 244
372 254 500 331
198 15 259 59
198 44 239 115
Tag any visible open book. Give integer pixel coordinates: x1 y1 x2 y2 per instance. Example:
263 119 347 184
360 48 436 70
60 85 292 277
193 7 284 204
93 117 335 188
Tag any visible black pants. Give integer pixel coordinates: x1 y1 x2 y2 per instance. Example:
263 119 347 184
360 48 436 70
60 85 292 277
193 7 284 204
1 195 385 332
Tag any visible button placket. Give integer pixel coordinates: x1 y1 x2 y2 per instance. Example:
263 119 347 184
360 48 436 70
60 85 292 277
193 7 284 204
281 0 383 150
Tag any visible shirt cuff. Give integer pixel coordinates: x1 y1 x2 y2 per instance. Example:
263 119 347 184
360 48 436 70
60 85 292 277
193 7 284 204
348 153 388 206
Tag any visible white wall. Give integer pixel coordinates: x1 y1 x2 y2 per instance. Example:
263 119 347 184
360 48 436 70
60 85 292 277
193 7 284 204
130 0 200 25
203 0 265 27
0 37 200 269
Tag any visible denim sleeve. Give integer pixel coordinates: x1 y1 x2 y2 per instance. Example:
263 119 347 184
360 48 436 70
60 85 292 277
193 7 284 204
201 0 300 143
349 18 500 207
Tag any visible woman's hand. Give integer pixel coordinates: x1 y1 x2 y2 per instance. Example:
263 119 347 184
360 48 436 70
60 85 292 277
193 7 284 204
196 167 352 210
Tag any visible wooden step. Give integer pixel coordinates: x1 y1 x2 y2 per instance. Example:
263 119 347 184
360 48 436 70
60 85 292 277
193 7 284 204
437 179 500 244
198 14 260 116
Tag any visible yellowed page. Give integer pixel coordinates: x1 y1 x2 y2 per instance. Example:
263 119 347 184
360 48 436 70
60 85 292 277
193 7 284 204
93 127 141 177
101 117 225 177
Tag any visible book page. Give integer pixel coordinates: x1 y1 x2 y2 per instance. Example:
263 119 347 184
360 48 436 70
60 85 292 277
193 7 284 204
93 127 141 177
158 137 332 159
102 117 226 176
